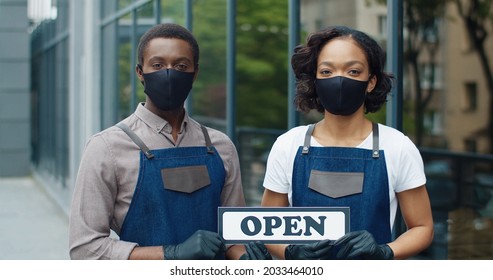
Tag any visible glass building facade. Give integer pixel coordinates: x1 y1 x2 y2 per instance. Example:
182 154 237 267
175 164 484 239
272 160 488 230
28 0 493 259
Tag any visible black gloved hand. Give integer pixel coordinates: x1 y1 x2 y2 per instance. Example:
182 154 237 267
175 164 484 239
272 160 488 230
334 230 394 260
284 239 334 260
239 241 273 260
163 230 225 260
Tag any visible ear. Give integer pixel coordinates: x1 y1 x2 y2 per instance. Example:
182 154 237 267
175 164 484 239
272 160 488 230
367 74 377 93
135 64 144 84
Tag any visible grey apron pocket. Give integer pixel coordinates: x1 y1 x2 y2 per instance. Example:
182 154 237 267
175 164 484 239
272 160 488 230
308 170 364 198
161 165 211 193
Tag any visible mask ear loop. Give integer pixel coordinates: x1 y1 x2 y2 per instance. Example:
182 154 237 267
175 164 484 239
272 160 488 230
136 64 144 86
366 73 375 94
364 75 373 114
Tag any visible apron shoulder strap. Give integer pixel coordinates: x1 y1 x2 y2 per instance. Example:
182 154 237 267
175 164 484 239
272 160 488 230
302 124 315 155
372 122 380 159
200 125 215 154
115 122 155 159
302 123 380 158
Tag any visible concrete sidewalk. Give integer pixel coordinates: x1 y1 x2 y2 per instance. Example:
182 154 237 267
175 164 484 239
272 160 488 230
0 177 69 259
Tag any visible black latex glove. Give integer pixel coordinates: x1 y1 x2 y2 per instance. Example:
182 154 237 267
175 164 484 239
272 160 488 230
239 241 273 260
334 230 394 260
284 239 334 260
163 230 226 260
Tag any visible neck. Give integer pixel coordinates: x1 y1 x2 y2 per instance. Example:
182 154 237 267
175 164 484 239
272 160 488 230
145 101 185 141
314 111 372 147
160 109 185 129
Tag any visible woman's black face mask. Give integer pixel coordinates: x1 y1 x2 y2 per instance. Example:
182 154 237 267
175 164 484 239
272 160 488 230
139 66 195 111
315 76 369 116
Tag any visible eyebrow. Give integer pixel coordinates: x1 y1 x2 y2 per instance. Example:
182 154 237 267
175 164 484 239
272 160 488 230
147 56 193 64
317 60 366 68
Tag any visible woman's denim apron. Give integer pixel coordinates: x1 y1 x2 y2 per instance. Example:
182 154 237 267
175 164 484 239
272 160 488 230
292 123 392 248
116 123 225 248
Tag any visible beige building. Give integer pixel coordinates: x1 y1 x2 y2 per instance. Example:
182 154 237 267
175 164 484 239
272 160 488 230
442 3 493 154
300 0 387 39
301 0 493 154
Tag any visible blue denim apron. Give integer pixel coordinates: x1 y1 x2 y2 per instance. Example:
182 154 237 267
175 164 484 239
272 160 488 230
292 123 391 247
116 123 225 248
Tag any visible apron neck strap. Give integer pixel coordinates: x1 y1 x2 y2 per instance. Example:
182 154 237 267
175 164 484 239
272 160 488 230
372 122 380 159
116 122 155 159
116 123 216 157
200 125 215 154
301 122 380 158
302 124 316 155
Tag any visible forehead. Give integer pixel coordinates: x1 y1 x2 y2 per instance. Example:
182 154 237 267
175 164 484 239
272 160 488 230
317 38 368 65
142 37 194 62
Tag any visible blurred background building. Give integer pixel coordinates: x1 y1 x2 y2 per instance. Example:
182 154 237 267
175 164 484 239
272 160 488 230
1 0 493 259
0 0 30 176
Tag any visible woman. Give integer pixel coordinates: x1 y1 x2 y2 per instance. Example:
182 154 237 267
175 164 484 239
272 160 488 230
261 26 433 260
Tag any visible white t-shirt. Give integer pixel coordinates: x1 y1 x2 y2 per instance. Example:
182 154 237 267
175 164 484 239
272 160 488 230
262 123 426 228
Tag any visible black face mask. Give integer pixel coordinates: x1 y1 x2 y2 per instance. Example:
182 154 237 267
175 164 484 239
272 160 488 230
141 68 195 111
315 76 369 116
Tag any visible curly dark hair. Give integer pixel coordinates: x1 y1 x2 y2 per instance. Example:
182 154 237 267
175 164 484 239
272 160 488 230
137 23 199 68
291 25 393 114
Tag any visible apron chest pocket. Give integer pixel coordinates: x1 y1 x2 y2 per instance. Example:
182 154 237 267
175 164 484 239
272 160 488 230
308 170 364 198
161 165 211 193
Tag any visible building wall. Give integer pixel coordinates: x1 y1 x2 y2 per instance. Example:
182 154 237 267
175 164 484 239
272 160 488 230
443 3 493 153
300 0 358 33
300 0 386 36
28 0 100 214
0 0 30 176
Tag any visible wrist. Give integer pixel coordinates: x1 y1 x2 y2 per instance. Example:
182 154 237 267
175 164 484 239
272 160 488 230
379 244 394 260
163 245 177 260
284 245 294 260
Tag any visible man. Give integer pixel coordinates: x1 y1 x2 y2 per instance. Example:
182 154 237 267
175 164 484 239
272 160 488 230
69 23 267 260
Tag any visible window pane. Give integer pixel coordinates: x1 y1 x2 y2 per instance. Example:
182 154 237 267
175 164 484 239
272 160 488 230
102 0 118 18
29 1 70 183
190 0 227 131
161 0 185 25
117 15 133 121
101 21 119 128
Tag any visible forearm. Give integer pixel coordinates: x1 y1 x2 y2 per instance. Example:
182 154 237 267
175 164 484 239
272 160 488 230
129 246 164 260
226 245 246 260
392 186 434 259
265 244 288 260
69 236 138 260
388 225 434 259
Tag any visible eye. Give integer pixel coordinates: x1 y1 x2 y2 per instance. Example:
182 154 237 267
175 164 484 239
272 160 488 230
348 69 362 76
174 63 189 72
151 63 163 69
319 69 332 76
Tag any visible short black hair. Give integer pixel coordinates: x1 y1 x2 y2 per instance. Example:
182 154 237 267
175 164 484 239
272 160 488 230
137 23 199 68
291 25 393 113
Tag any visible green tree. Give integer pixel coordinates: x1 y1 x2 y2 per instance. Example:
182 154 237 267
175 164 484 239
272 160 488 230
191 0 289 129
236 0 289 129
191 0 228 119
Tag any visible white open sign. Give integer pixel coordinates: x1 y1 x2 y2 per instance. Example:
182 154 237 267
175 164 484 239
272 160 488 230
218 207 349 244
